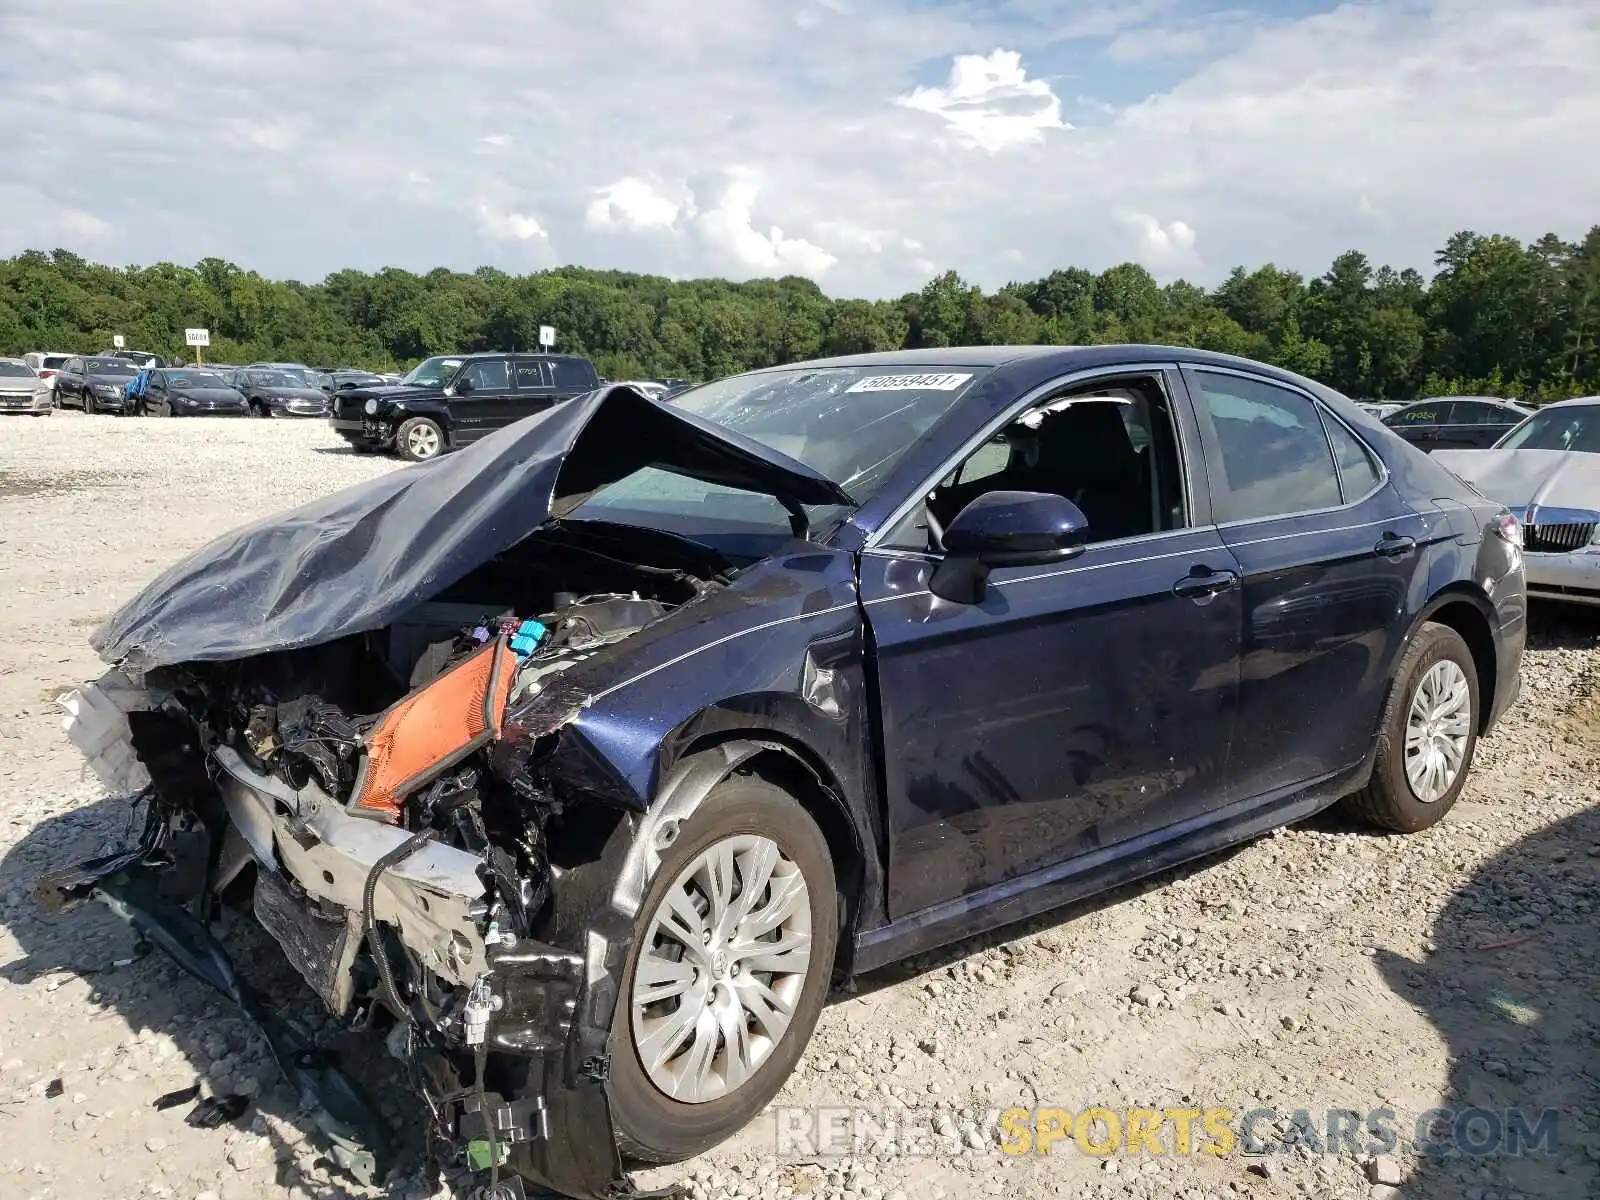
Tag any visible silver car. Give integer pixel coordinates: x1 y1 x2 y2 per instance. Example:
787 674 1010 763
0 357 48 415
1435 396 1600 604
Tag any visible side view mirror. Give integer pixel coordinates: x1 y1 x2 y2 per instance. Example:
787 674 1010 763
929 490 1090 604
452 376 473 396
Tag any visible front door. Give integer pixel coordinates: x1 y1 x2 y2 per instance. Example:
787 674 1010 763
862 370 1242 919
1182 367 1431 801
449 359 514 443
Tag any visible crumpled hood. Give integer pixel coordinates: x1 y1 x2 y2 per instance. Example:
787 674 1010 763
1433 447 1600 515
92 385 852 671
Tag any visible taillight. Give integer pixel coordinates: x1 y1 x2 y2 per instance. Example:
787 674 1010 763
39 369 56 378
1492 512 1523 550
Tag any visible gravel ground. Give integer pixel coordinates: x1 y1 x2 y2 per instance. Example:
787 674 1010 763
1 411 1597 1200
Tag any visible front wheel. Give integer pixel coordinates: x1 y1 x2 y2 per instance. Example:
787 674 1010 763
395 416 444 461
1341 621 1479 832
609 775 838 1164
82 391 95 415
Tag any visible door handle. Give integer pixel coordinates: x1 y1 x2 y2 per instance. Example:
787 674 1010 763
1172 567 1240 600
1374 533 1416 558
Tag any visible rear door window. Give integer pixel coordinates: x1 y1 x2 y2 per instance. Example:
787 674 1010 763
512 360 552 390
1190 371 1343 522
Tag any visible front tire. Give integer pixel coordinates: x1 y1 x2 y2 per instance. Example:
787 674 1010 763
83 391 95 415
609 775 838 1164
396 416 444 461
1341 621 1479 832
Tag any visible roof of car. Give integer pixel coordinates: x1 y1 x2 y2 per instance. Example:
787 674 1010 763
1535 394 1600 410
743 344 1353 398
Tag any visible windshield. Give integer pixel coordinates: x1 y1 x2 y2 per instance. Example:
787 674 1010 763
1497 406 1600 453
401 356 464 388
0 362 34 378
169 372 229 389
572 365 990 545
250 371 299 389
87 359 137 375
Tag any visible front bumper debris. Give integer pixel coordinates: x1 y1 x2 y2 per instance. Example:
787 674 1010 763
37 806 391 1183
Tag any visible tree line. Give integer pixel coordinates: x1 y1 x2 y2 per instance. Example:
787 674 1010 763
2 226 1597 403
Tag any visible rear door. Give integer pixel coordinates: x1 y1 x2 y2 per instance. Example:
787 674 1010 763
509 358 560 423
1182 367 1430 803
1447 401 1517 448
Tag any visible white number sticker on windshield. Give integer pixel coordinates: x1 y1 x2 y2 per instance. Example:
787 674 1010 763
846 372 973 393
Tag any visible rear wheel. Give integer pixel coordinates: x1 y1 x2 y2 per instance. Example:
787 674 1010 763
396 416 443 461
609 775 837 1164
1341 621 1479 832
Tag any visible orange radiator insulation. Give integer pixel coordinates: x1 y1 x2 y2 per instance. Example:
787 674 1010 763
350 635 516 821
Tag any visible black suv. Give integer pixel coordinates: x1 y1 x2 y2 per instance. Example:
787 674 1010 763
331 352 600 460
1382 396 1531 451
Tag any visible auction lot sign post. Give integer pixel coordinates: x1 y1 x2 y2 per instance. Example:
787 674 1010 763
186 327 210 366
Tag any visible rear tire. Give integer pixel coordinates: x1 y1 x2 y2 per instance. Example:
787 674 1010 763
609 775 838 1165
1341 621 1479 832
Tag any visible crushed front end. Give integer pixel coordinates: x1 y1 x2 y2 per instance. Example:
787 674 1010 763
41 588 699 1199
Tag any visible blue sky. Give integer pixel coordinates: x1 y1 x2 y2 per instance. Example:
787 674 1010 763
1 0 1596 297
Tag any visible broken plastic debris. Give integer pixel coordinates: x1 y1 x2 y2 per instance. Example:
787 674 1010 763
44 1078 64 1099
187 1094 250 1129
153 1083 201 1111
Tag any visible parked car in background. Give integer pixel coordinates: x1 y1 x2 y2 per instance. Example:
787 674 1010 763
0 358 49 415
50 346 1526 1198
330 369 387 391
225 368 332 417
330 351 600 460
1357 400 1404 420
612 379 669 402
1382 397 1530 451
100 349 166 369
53 356 140 414
141 368 250 417
25 351 72 374
1434 396 1600 606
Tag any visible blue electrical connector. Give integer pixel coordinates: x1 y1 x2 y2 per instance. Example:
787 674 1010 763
508 619 547 657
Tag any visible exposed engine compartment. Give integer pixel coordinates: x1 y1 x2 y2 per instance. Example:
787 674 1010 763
46 525 721 1198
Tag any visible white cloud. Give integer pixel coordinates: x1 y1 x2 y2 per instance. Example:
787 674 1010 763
1117 210 1197 264
895 49 1067 151
693 171 837 276
585 178 681 232
476 206 547 242
61 209 112 241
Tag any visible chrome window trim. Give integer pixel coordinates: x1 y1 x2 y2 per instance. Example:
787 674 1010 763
866 362 1195 553
1180 363 1390 529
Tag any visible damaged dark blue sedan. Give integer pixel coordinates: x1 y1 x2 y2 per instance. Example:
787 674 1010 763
43 347 1526 1198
